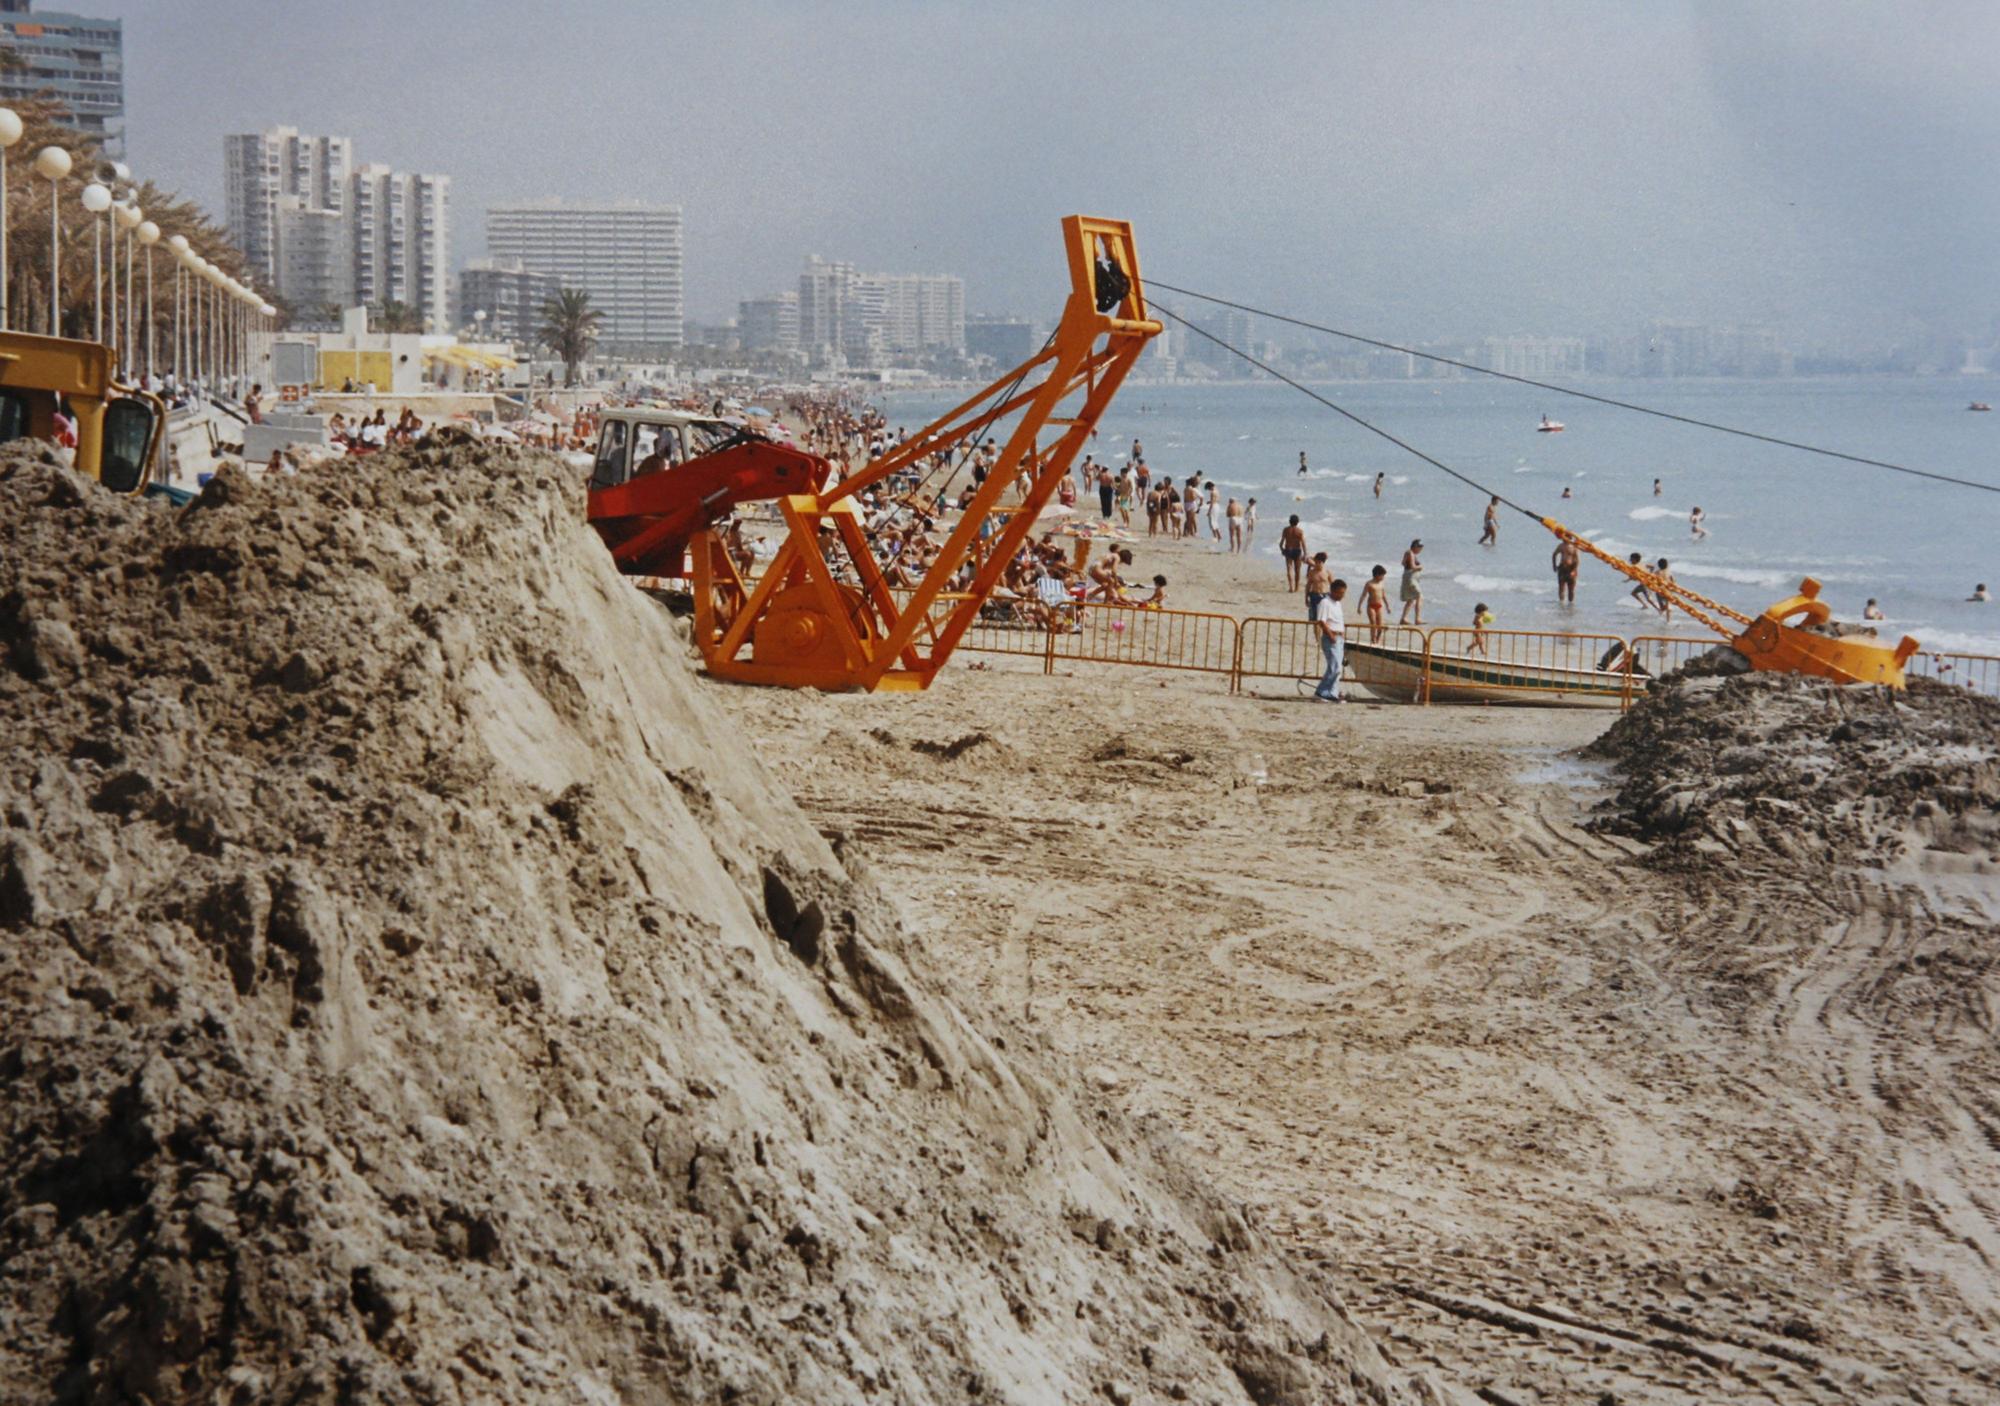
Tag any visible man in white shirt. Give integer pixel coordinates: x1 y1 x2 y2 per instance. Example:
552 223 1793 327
1314 577 1348 702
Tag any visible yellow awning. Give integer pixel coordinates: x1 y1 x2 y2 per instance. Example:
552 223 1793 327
422 346 518 371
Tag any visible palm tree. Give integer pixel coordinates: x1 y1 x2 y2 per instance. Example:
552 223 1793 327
372 299 423 334
538 287 603 387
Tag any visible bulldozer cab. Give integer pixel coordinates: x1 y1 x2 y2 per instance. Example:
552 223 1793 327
0 330 164 494
590 407 740 489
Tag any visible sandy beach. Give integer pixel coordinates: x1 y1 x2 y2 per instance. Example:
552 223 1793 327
718 524 2000 1405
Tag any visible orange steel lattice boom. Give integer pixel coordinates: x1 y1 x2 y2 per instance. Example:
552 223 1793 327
675 216 1160 691
1542 518 1920 687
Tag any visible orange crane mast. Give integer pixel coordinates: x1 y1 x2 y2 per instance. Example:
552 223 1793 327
589 215 1159 692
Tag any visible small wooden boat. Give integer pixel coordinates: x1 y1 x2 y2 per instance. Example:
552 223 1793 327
1346 639 1636 708
1537 415 1566 433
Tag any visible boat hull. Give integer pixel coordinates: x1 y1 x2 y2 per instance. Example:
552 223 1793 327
1346 641 1629 708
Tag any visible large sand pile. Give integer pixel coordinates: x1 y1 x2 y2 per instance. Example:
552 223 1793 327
1587 669 2000 871
0 443 1438 1405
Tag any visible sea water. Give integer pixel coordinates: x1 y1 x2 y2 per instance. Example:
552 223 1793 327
883 376 2000 656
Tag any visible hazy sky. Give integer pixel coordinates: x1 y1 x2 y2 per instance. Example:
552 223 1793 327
110 0 1998 342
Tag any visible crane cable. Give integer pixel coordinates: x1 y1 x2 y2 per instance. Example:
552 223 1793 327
1147 280 2000 497
1150 301 1539 518
1150 300 1752 645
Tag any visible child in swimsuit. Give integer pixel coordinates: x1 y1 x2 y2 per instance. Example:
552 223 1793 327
1361 565 1390 641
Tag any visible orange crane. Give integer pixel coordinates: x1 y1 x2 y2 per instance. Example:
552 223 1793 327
587 215 1159 691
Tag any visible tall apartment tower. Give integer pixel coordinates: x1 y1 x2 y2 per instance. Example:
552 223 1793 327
797 256 856 365
224 127 354 289
226 130 450 332
0 1 124 154
350 165 452 332
485 203 683 351
738 291 800 354
797 258 965 367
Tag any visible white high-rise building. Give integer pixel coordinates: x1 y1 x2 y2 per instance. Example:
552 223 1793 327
738 291 800 354
273 196 353 316
796 256 964 366
350 165 452 333
225 129 450 332
224 127 354 289
486 203 684 350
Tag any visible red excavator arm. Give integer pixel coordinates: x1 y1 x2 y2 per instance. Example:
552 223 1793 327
588 436 831 578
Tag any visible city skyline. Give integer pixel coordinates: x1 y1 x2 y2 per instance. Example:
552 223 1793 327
92 1 2000 352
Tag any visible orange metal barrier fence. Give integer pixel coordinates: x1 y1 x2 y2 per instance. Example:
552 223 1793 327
1051 602 1239 677
655 573 2000 705
1907 651 2000 699
1238 616 1433 697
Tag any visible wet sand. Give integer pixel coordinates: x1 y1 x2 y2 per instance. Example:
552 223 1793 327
717 523 2000 1404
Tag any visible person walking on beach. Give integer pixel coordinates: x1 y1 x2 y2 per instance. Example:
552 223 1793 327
1313 578 1349 702
1304 552 1331 621
1280 516 1306 590
1205 481 1222 544
1298 451 1310 477
1244 498 1259 549
1552 538 1579 604
1689 505 1707 540
1373 472 1384 499
1097 462 1116 520
1226 497 1244 552
1361 564 1390 641
1183 481 1202 539
1398 539 1425 626
1653 558 1675 618
1479 495 1499 547
1116 467 1135 526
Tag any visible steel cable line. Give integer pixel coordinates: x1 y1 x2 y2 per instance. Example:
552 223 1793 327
1149 279 2000 496
1151 300 1540 518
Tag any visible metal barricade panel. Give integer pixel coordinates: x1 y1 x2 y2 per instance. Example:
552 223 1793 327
1909 651 2000 698
1238 616 1432 699
1049 602 1238 677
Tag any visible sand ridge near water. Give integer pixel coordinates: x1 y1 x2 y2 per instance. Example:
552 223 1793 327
0 442 1445 1406
722 588 2000 1403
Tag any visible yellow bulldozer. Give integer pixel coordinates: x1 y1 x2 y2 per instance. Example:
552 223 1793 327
0 329 165 495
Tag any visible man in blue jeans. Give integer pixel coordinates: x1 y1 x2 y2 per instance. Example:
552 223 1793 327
1314 578 1348 702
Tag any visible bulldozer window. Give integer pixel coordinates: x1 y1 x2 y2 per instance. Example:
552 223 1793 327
0 390 29 445
101 397 156 494
634 424 683 476
591 421 629 489
688 420 733 454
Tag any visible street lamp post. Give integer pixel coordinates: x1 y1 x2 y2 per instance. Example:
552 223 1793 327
138 220 158 381
167 234 187 383
80 181 109 341
105 164 128 362
33 145 71 335
0 108 23 330
117 200 141 371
